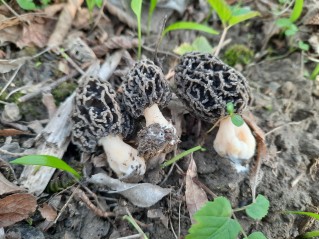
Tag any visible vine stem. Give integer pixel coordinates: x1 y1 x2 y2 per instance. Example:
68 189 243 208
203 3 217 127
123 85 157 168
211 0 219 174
232 212 249 239
214 25 230 57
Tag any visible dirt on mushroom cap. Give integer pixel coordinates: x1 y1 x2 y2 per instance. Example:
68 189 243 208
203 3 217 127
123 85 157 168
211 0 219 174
174 52 251 123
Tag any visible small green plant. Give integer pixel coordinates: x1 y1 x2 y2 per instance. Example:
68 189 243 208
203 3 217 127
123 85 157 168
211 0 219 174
226 102 244 127
310 64 319 80
286 211 319 238
186 195 270 239
161 145 206 168
86 0 103 12
223 44 254 67
123 209 149 239
275 0 304 36
164 0 259 57
16 0 50 10
10 155 81 180
174 36 214 55
131 0 143 59
147 0 158 34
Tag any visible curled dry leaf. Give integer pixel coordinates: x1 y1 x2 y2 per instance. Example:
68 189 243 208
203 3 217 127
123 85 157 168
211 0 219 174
185 155 208 224
243 113 268 200
0 173 24 196
89 173 171 208
39 203 57 222
0 193 37 227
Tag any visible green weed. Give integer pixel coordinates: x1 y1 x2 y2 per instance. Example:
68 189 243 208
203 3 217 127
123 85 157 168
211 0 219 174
186 195 269 239
286 211 319 238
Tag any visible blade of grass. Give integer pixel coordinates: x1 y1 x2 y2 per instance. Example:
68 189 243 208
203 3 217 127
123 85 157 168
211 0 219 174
229 11 260 26
310 64 319 80
161 146 206 168
147 0 157 34
11 155 81 180
207 0 232 25
163 21 219 37
301 230 319 238
290 0 304 22
286 211 319 220
131 0 143 59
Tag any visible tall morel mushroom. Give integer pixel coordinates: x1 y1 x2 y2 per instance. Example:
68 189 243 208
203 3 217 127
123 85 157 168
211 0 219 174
122 59 178 160
72 76 146 178
174 52 256 172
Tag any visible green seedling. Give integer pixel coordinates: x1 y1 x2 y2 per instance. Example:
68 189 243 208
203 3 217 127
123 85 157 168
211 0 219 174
226 102 244 127
174 36 214 55
310 64 319 80
16 0 50 10
161 145 206 168
131 0 143 59
298 41 310 52
285 211 319 238
186 195 269 239
147 0 158 34
10 155 81 180
86 0 103 12
275 0 303 36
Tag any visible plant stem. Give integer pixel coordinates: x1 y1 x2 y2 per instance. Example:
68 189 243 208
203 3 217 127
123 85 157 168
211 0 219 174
161 146 206 168
123 209 148 239
214 25 230 57
232 212 249 239
233 205 249 212
137 18 142 59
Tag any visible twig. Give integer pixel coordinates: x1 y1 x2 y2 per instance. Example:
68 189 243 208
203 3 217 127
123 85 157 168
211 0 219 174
265 121 303 136
142 45 179 58
73 187 114 218
0 0 21 19
117 234 143 239
0 64 22 97
192 177 217 198
58 49 86 75
54 185 79 224
169 218 178 239
0 148 29 157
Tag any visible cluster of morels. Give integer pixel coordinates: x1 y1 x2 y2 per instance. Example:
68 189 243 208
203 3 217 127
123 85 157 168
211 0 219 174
72 52 256 179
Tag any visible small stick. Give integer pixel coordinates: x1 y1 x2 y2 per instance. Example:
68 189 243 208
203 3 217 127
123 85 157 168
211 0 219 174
0 64 22 97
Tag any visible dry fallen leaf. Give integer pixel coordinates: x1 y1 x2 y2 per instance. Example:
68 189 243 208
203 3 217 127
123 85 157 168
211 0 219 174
0 173 25 196
0 193 37 227
0 128 31 137
89 173 171 208
39 203 57 222
185 155 208 224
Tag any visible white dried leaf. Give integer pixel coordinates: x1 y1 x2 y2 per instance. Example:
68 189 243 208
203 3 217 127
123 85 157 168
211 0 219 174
89 173 171 208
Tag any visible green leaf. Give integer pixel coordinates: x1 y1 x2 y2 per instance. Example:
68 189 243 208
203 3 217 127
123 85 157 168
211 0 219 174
301 230 319 238
174 43 196 55
86 0 95 11
148 0 158 31
310 64 319 80
286 211 319 220
95 0 103 8
186 197 241 239
161 146 206 168
290 0 304 22
192 36 214 53
231 114 244 127
131 0 143 59
248 232 267 239
16 0 37 10
284 24 298 36
163 21 219 36
207 0 232 25
298 41 309 51
229 10 260 27
275 18 292 28
11 155 81 180
245 195 270 220
226 102 234 115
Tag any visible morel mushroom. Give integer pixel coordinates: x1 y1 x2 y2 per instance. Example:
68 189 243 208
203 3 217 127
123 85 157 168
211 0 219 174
174 52 256 171
72 76 146 178
122 59 178 160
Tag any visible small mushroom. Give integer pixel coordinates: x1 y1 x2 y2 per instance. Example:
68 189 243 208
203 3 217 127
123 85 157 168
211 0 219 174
174 52 256 171
72 76 146 178
122 59 179 160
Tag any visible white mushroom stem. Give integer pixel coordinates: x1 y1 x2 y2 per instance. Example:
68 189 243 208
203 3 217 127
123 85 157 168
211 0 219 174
144 104 170 127
99 135 146 178
213 116 256 172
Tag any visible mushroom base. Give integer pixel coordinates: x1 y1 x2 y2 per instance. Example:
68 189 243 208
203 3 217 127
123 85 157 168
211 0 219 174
99 135 146 178
137 123 179 160
213 116 256 172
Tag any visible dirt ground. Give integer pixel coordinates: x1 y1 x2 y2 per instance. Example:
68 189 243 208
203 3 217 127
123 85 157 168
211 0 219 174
0 0 319 239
